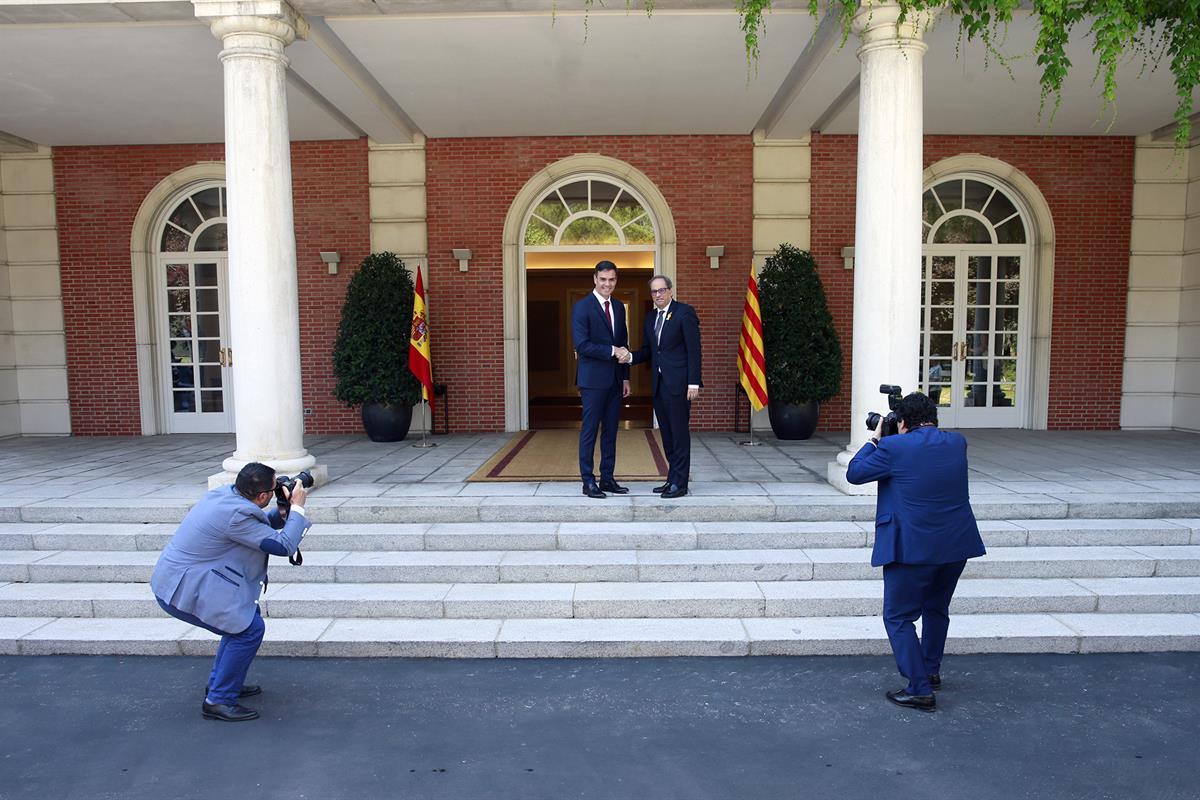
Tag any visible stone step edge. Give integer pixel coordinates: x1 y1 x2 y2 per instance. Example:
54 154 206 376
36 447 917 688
3 577 1199 618
2 519 1197 551
3 613 1199 657
7 495 1200 524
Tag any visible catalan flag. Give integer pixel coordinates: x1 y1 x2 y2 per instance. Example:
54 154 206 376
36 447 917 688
408 262 435 414
738 262 768 411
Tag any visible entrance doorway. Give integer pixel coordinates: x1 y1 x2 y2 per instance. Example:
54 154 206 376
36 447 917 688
522 176 659 429
920 176 1031 428
154 184 234 433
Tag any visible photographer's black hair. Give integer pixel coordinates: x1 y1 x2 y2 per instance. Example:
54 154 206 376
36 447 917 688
594 260 618 276
896 392 938 429
235 462 276 500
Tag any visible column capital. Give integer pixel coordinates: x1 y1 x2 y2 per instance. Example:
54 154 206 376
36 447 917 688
192 0 308 45
853 0 939 55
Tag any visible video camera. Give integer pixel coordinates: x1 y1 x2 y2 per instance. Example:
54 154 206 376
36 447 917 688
273 470 314 566
865 384 904 439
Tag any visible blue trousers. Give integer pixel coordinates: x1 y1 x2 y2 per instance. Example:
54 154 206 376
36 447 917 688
881 560 967 696
579 378 622 484
157 597 265 706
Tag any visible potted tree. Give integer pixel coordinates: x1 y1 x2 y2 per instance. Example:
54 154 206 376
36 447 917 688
758 243 842 440
333 252 422 441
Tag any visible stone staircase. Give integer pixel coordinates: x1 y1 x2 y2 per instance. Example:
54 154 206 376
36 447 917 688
2 493 1200 657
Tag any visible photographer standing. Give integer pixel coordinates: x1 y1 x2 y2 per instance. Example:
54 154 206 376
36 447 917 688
151 462 310 722
847 392 985 713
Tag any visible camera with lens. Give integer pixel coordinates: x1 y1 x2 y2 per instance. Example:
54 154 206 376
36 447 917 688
864 384 904 439
273 470 313 566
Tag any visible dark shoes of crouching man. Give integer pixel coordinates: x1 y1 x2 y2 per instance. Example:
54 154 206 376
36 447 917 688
202 701 260 722
201 684 264 721
885 688 936 713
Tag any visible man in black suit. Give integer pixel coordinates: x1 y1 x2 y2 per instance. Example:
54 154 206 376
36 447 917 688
626 274 701 498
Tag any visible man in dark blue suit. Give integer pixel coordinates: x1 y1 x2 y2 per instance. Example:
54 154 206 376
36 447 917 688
847 391 986 712
627 275 702 498
571 260 631 498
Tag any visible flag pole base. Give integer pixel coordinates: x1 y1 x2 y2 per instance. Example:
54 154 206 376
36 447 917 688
739 440 763 447
412 398 438 448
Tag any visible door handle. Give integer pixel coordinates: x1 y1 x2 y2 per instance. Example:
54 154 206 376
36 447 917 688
219 347 233 367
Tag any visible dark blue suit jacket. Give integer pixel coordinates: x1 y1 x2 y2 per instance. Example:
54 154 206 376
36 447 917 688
572 293 630 389
631 301 702 396
846 426 986 568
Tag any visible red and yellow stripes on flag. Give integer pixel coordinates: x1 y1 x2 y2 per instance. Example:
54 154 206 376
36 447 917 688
408 261 435 414
738 262 768 412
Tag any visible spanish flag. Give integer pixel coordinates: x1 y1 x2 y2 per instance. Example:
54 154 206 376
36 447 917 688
738 262 768 411
408 262 435 414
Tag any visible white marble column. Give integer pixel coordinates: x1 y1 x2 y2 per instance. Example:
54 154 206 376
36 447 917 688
828 1 935 494
194 0 322 487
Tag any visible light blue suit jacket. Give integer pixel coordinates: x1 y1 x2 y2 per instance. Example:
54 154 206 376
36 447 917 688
846 425 986 568
150 486 310 634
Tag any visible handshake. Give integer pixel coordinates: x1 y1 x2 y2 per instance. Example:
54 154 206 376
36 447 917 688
613 347 633 365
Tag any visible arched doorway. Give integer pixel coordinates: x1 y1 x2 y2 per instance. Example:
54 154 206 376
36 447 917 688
920 174 1034 427
521 174 660 428
152 182 234 433
501 155 677 431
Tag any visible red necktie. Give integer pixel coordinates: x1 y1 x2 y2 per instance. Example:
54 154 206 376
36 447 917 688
604 300 613 334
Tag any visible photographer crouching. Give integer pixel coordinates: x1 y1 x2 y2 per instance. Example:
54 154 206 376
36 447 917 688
847 388 986 713
151 462 311 722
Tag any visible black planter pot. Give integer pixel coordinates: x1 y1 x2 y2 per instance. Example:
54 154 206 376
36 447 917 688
361 402 414 442
767 398 820 440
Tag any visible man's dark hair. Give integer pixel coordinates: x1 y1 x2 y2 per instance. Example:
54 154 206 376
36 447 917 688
896 391 938 429
235 462 276 500
594 260 618 276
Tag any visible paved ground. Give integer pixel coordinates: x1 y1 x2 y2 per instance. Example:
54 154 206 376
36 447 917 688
0 653 1196 800
1 429 1197 498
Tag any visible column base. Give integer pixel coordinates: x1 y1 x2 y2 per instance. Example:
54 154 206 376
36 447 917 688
826 449 877 496
208 462 328 490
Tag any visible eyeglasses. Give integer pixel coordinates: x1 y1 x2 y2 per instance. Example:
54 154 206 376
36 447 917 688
650 288 670 295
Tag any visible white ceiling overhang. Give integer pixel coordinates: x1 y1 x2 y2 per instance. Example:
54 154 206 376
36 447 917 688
0 0 1192 147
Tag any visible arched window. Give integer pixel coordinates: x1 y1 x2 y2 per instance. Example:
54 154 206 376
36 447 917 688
523 178 656 247
159 185 228 253
923 177 1026 245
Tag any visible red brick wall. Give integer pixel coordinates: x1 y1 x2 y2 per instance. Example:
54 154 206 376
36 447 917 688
811 134 1134 431
54 139 370 436
426 136 754 432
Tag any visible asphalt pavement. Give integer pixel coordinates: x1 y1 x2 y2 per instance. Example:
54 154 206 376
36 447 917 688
0 653 1196 800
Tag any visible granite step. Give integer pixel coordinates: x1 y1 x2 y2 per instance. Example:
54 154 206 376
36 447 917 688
2 545 1199 584
3 577 1199 620
1 519 1194 552
8 493 1200 525
3 612 1199 657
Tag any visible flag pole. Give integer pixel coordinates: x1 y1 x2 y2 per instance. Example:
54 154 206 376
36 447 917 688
411 257 438 449
739 403 761 447
412 397 437 448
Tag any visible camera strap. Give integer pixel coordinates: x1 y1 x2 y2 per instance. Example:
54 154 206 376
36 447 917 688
289 548 303 567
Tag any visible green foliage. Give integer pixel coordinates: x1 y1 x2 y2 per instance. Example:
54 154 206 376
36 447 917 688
332 252 422 408
757 244 842 404
747 0 1200 148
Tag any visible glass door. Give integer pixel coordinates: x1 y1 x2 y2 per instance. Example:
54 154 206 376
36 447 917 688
921 249 1024 427
159 257 233 433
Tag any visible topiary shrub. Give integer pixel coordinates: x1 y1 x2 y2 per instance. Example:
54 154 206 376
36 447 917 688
333 251 422 408
758 243 842 405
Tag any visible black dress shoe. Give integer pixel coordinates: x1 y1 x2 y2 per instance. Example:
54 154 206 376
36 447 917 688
928 674 941 690
660 484 688 499
885 688 936 712
652 482 670 493
582 483 606 499
202 701 260 722
205 684 262 699
599 480 629 494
